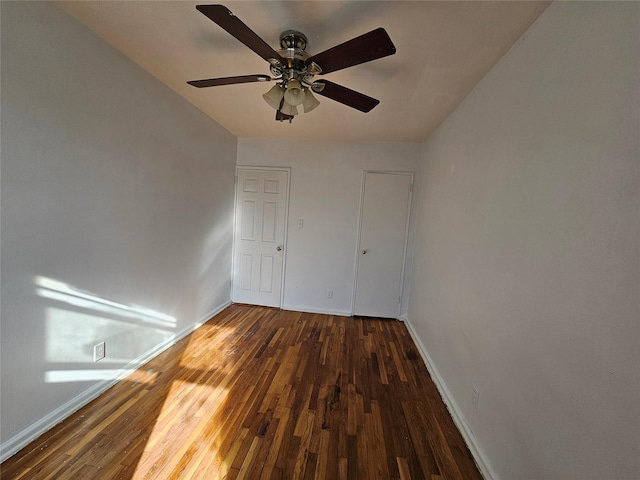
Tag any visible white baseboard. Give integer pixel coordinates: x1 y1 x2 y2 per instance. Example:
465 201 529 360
403 317 497 480
0 301 231 463
281 304 352 317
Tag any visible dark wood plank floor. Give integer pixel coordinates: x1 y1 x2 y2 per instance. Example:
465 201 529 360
1 304 482 479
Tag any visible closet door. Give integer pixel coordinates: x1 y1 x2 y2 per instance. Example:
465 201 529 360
354 172 412 318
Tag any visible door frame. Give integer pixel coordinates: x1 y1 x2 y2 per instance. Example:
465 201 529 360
232 166 291 308
351 170 414 318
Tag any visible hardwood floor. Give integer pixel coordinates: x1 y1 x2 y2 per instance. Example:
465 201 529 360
1 305 482 479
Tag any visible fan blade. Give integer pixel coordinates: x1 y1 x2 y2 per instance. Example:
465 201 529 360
314 80 380 113
187 74 271 88
196 5 284 64
306 28 395 75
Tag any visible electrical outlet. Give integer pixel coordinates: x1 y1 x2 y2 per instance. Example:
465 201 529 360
326 290 333 299
472 387 480 411
94 342 106 362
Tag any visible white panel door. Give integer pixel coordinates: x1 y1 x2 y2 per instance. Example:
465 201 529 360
233 169 288 307
354 172 412 318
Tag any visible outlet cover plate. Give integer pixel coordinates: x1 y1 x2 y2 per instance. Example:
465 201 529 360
94 342 106 362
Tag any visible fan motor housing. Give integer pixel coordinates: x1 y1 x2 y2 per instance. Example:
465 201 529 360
269 30 314 82
278 31 311 67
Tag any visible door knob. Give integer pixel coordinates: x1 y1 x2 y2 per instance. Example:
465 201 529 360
276 245 283 252
362 249 368 255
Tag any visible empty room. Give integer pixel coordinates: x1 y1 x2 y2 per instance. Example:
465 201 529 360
1 1 638 479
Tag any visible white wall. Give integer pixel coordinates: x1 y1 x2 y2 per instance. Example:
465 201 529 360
408 2 639 479
237 139 421 317
0 2 237 458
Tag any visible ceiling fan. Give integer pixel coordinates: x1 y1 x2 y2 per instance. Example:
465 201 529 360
187 4 396 122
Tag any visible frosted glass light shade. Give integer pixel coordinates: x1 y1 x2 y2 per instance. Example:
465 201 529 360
284 79 305 106
302 90 320 113
280 102 298 116
263 84 285 110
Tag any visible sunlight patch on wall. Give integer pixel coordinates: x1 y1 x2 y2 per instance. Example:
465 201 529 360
35 276 177 329
44 306 171 364
197 218 234 311
45 369 126 383
36 276 177 369
199 218 233 277
45 368 158 385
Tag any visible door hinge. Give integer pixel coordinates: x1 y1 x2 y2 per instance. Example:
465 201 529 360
398 295 401 304
409 182 413 192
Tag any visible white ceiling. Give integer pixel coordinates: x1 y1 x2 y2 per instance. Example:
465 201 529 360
57 1 549 143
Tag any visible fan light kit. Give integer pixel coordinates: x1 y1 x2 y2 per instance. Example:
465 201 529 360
187 5 396 123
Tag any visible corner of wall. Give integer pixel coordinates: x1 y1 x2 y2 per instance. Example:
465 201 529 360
403 316 497 480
